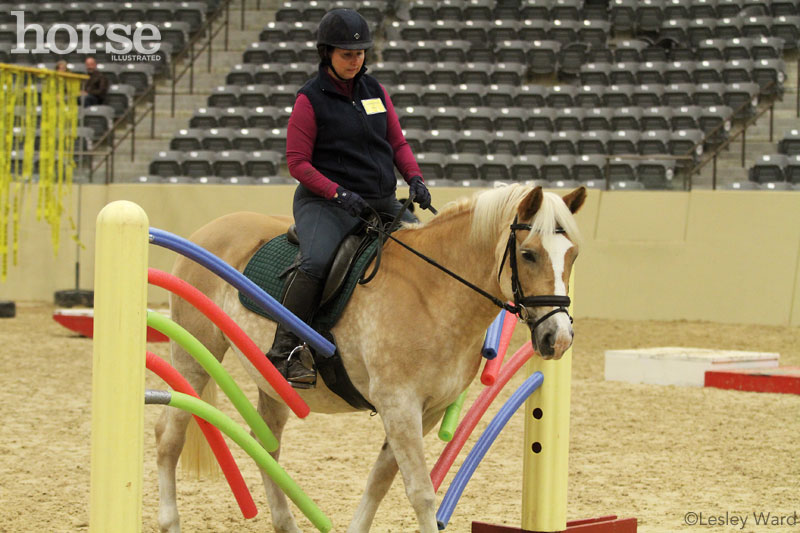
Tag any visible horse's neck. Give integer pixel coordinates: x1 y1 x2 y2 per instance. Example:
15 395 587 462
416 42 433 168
387 211 503 339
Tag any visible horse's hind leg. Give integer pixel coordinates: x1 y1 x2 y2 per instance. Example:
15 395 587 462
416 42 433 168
155 401 194 533
255 390 301 533
155 302 229 533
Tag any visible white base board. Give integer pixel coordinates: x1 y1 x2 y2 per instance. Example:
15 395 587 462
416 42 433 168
604 347 780 387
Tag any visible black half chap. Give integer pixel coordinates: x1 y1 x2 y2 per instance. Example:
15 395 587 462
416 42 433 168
293 184 418 280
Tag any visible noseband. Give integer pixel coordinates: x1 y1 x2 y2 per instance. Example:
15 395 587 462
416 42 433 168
498 216 572 331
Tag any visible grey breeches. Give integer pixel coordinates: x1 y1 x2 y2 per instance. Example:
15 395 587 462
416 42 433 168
292 185 419 280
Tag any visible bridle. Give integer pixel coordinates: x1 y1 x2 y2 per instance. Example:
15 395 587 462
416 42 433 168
359 198 573 333
497 215 572 331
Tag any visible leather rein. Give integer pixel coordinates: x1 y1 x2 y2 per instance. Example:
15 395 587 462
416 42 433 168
358 196 572 331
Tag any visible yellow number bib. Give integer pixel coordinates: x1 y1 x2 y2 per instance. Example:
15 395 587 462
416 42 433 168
361 98 386 115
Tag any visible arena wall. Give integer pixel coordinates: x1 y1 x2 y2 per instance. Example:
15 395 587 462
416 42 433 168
4 185 799 326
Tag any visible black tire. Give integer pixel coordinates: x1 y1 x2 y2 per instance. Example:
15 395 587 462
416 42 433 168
53 289 94 308
0 300 16 318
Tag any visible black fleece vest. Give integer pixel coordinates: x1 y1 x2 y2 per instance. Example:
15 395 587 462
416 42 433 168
298 64 396 200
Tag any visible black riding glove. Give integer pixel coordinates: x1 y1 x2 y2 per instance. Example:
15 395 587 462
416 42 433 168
334 186 368 218
408 176 431 210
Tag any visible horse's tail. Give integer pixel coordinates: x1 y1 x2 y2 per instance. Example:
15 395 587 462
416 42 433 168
180 381 221 479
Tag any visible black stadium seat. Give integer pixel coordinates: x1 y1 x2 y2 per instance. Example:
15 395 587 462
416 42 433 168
612 106 643 130
490 130 521 155
190 107 221 129
573 154 606 182
181 150 216 178
576 85 606 108
456 130 492 155
519 130 552 156
578 130 611 154
541 154 575 182
549 131 580 155
669 129 705 164
778 130 800 156
511 154 546 181
445 153 481 180
640 106 672 131
784 155 800 183
607 130 640 155
583 108 613 131
245 151 282 178
480 153 513 181
638 130 670 155
749 154 788 183
414 152 446 180
213 150 248 178
554 107 584 132
201 127 235 151
638 159 676 188
150 151 183 177
170 128 204 152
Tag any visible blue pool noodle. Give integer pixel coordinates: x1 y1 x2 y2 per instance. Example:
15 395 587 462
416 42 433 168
435 371 545 530
149 227 335 357
481 310 506 360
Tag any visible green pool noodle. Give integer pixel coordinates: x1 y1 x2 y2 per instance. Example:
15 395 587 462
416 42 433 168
161 391 332 532
439 389 469 442
147 310 279 452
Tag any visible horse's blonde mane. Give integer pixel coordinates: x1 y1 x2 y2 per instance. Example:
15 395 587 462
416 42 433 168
469 184 582 245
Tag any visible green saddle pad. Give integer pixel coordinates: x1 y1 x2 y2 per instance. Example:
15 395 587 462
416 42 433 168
239 233 379 333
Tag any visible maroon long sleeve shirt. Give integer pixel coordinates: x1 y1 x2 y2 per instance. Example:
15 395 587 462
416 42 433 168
286 72 423 200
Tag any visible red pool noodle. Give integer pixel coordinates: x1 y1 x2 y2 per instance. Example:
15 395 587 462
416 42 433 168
430 342 535 493
480 310 517 386
145 351 257 519
147 268 310 419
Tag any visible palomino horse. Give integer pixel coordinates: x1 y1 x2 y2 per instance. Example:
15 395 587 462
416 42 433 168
155 184 586 533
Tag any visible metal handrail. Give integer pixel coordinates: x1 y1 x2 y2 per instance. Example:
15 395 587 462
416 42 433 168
84 0 241 181
85 83 157 183
170 0 233 116
688 78 781 189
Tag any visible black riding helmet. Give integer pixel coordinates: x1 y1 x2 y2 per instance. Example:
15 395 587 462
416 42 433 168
316 9 373 50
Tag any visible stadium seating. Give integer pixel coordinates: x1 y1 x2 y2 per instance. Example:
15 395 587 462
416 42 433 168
133 0 794 187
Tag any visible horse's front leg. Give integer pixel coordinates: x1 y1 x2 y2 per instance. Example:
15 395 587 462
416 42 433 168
255 390 301 533
347 439 399 533
376 397 439 533
348 408 444 532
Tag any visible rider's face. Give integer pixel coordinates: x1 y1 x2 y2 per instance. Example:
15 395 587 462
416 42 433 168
329 48 365 80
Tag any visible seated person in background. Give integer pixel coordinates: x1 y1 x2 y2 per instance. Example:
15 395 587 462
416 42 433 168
81 57 108 106
55 60 67 72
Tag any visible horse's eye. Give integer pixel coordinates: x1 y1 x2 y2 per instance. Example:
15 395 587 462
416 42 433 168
521 250 536 262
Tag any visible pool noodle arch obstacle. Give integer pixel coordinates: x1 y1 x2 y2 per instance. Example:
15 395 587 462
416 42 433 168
89 201 335 532
144 350 257 518
431 287 638 531
436 371 545 529
89 200 634 532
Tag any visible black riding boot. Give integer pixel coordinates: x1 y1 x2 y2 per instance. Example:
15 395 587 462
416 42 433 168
266 270 322 388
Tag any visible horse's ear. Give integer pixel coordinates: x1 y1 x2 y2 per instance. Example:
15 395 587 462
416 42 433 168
562 186 586 214
518 186 543 221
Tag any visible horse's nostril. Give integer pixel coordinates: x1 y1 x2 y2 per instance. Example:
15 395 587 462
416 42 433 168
544 332 555 349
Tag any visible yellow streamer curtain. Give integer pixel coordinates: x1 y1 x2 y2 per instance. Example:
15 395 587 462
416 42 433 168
0 64 83 280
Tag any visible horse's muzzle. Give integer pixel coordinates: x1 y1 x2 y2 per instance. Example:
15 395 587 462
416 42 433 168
530 317 573 360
